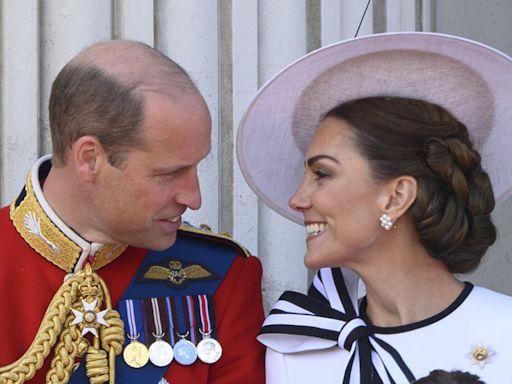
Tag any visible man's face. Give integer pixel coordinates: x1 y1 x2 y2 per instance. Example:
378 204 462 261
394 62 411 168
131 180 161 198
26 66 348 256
93 92 211 250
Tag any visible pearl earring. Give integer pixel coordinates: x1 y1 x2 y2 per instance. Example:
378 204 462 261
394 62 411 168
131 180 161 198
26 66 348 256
379 213 394 231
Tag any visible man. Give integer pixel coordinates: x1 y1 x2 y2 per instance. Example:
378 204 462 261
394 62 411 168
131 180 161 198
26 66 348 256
0 41 265 383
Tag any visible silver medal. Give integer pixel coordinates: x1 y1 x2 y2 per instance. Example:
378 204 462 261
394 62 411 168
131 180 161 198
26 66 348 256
173 338 198 365
197 335 222 364
149 339 174 367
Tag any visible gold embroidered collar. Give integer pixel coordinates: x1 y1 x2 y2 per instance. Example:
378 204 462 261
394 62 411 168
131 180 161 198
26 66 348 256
10 155 127 273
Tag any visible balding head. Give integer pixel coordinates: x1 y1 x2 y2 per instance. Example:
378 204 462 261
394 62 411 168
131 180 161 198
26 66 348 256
71 40 197 97
49 40 203 167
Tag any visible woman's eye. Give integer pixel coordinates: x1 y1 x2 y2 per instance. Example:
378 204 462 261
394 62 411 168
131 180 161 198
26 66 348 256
313 168 329 180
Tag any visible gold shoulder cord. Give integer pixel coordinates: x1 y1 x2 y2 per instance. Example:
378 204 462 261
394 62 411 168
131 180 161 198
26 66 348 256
180 224 252 258
0 265 124 384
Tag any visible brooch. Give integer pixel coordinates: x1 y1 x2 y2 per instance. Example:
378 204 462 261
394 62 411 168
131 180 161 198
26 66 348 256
467 344 495 369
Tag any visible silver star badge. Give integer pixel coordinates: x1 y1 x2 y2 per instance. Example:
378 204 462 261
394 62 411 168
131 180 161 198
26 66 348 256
71 299 109 336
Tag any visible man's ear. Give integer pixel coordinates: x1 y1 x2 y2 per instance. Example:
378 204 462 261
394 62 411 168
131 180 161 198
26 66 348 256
379 176 417 221
71 136 106 183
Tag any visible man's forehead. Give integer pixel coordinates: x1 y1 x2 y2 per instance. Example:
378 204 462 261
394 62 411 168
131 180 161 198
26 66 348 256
141 93 210 142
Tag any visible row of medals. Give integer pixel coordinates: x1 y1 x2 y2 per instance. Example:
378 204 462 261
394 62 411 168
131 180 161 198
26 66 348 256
123 332 223 368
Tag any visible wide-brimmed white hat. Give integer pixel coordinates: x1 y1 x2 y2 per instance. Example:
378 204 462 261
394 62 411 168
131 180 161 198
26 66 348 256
236 32 512 225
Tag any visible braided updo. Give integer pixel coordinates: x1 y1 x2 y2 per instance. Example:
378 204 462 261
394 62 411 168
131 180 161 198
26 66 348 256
324 97 496 273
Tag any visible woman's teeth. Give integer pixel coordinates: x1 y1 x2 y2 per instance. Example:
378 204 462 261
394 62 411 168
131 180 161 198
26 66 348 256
306 223 327 236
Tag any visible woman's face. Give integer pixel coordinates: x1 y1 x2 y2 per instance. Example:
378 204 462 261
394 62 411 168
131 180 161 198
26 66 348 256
289 117 389 269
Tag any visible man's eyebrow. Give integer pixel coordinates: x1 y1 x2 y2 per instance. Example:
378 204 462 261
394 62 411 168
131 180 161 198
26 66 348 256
305 155 340 168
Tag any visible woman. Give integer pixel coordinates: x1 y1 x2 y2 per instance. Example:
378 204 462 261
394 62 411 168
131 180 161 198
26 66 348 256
236 33 512 383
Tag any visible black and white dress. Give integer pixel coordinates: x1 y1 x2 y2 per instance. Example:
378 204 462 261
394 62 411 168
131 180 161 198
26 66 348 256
258 268 512 383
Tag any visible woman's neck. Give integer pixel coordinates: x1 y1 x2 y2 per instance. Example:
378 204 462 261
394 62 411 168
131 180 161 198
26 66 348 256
355 242 464 328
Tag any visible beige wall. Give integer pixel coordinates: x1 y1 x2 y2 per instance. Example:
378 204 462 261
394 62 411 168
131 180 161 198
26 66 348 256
0 0 510 311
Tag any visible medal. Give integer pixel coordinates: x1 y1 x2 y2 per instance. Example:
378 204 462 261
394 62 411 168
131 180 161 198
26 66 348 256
197 295 222 364
122 299 149 368
149 333 174 367
173 332 198 365
123 337 149 368
149 338 174 367
147 299 174 366
197 333 222 364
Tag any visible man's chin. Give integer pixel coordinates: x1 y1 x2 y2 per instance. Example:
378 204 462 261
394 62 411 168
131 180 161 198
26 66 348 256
144 233 178 251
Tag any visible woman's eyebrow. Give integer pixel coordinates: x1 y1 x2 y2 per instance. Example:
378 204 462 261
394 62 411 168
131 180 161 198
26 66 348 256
305 154 340 168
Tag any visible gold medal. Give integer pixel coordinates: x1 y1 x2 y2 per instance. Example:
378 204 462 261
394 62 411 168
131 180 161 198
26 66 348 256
123 339 149 368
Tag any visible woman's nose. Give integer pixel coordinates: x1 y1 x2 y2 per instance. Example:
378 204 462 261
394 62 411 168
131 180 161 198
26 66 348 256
288 181 311 212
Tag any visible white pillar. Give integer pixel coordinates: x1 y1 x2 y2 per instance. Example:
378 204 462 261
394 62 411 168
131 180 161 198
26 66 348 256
155 0 220 231
340 0 374 39
0 0 39 204
114 0 154 45
386 0 418 32
258 0 309 311
231 0 260 254
40 0 112 155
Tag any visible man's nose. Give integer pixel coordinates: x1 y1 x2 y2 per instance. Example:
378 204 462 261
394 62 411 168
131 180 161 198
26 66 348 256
175 167 202 210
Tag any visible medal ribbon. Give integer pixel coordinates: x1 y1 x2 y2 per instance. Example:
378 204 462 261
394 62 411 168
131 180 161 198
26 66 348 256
198 295 212 335
173 296 188 336
257 268 416 384
165 296 197 345
126 299 137 338
123 299 146 344
151 298 164 336
165 297 177 346
185 296 198 344
143 297 171 344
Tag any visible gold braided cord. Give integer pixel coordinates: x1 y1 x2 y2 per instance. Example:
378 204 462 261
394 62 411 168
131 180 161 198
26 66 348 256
96 271 124 384
83 309 125 384
0 266 124 384
0 278 81 384
85 347 109 384
100 311 124 355
46 318 87 383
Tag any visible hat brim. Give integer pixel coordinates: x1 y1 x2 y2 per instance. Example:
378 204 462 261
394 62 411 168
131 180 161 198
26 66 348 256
236 32 512 225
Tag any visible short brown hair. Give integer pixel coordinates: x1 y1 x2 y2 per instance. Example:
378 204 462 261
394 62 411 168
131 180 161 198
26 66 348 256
48 41 198 168
49 64 145 167
325 97 496 273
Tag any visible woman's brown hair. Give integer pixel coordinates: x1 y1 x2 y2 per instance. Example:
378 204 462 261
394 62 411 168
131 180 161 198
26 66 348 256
325 97 496 273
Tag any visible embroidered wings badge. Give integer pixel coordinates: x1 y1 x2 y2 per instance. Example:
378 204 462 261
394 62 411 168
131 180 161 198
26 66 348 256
141 259 217 288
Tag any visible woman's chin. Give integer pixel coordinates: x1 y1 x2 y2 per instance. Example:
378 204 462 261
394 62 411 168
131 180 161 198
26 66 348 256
303 254 326 270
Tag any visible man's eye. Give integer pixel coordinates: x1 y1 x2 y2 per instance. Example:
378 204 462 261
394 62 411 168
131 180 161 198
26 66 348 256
156 172 177 181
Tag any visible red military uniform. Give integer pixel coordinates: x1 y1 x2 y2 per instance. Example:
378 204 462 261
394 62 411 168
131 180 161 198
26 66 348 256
0 157 265 383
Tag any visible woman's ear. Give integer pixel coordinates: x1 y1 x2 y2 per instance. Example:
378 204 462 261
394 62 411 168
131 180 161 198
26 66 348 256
381 176 417 221
71 136 106 183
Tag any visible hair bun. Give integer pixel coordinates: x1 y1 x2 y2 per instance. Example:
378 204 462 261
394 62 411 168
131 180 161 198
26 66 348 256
423 137 480 205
